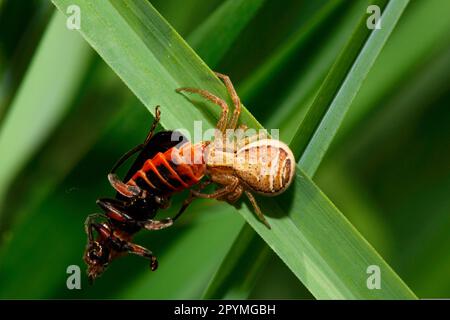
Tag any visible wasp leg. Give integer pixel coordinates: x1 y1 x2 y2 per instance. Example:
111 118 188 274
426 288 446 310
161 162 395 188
137 218 173 230
98 198 174 231
110 106 161 174
110 145 144 175
123 242 159 271
108 173 143 198
176 87 229 133
84 213 108 241
244 191 271 229
144 105 162 144
85 221 113 248
215 72 241 130
97 198 135 223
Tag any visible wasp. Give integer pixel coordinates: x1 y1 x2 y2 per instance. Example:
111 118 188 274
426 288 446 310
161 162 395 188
84 72 295 281
83 107 206 281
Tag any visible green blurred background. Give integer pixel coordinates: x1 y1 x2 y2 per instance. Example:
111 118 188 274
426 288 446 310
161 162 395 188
0 0 449 299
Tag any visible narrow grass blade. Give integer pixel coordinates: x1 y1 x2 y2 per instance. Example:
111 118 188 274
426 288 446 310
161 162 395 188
203 0 381 299
0 0 52 122
0 61 132 234
52 0 416 299
0 0 265 298
53 0 259 133
265 1 372 138
188 0 266 67
203 222 271 299
338 0 450 142
119 203 243 299
0 11 91 217
114 0 270 298
238 0 345 101
297 0 408 176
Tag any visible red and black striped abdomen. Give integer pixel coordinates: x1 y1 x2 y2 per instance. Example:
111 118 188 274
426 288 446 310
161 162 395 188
126 142 206 195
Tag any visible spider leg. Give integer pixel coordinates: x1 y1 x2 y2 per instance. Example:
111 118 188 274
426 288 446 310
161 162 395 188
215 72 241 130
245 191 271 229
176 87 229 133
173 180 212 222
191 176 239 199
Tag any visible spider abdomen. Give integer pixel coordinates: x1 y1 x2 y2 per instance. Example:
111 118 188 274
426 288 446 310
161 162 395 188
234 139 295 196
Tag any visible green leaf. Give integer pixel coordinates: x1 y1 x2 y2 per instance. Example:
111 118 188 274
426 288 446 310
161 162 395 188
202 0 388 299
264 0 371 139
238 0 345 102
114 0 271 298
0 0 53 122
51 0 416 299
188 0 266 67
203 221 272 299
200 0 448 299
293 0 393 175
52 0 259 133
119 203 243 299
330 0 450 296
203 0 356 298
0 11 91 219
0 61 134 233
0 0 265 298
0 171 241 298
338 0 450 142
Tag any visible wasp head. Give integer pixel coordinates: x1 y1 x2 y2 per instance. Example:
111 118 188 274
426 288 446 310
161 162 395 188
84 240 111 283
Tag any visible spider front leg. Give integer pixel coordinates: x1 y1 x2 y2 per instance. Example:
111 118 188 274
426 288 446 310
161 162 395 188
215 72 241 130
176 87 229 133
